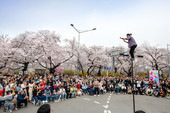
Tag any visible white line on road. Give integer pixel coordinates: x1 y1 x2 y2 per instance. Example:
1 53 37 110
104 110 111 113
108 110 111 113
83 98 90 101
108 98 110 101
103 105 109 109
107 101 109 104
94 101 100 104
109 96 111 98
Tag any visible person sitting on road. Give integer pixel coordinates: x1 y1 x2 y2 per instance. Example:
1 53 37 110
146 87 153 96
37 104 52 113
0 91 14 113
70 85 76 98
127 84 132 94
94 79 100 96
60 86 67 100
159 88 165 97
44 87 52 102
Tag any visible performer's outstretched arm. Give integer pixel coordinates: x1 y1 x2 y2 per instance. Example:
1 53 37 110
120 37 128 43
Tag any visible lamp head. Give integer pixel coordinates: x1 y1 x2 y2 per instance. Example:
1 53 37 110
70 24 74 26
93 28 96 30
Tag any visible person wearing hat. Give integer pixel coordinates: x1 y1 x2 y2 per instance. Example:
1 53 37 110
120 33 137 60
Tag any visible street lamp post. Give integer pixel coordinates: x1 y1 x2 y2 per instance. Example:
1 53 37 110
70 24 96 77
167 44 170 78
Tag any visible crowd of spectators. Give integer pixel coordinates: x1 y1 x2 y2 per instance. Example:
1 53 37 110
0 74 170 112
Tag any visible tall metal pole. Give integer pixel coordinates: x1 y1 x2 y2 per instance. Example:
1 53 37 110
131 60 135 113
112 56 115 76
167 44 170 78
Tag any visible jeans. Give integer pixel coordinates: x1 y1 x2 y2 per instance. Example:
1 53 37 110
37 95 46 101
4 103 14 111
94 87 99 95
0 101 2 107
72 92 76 98
46 95 52 101
61 93 67 100
33 96 38 104
82 89 87 94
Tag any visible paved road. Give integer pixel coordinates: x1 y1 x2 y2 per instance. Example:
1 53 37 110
2 93 170 113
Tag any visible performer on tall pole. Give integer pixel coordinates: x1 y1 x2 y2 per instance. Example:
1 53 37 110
120 33 137 60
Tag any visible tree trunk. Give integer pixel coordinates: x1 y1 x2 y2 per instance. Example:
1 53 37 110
97 65 102 76
22 62 29 74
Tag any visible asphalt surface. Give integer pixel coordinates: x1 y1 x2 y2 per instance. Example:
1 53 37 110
1 93 170 113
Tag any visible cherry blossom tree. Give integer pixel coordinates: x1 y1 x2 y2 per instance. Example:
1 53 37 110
36 30 74 75
0 35 11 70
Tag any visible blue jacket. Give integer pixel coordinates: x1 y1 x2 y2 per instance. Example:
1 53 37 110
17 93 26 101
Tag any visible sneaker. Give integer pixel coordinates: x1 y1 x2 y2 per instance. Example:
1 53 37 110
55 100 58 102
9 110 12 113
45 100 48 103
15 108 18 110
98 95 100 96
36 102 39 106
94 95 96 96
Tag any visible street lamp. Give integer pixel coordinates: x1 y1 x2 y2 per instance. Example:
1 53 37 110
167 44 170 78
70 24 96 77
119 53 143 113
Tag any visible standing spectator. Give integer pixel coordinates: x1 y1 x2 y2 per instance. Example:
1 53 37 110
28 81 34 102
94 79 99 96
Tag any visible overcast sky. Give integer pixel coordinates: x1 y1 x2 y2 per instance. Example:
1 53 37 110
0 0 170 48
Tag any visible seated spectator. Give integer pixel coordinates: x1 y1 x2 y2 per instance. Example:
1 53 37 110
109 83 114 93
139 88 144 95
115 84 120 94
133 85 139 95
66 86 71 99
70 85 76 98
121 84 127 94
82 82 87 95
44 87 53 102
52 88 60 102
17 90 28 108
60 86 67 100
127 84 132 94
159 88 165 97
146 87 153 96
12 91 18 110
153 89 159 97
77 88 82 96
87 83 93 95
37 104 52 113
0 91 14 113
37 88 47 104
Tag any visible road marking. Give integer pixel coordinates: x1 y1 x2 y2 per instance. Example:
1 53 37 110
103 105 109 109
108 110 111 113
109 96 111 98
108 98 110 101
83 98 90 101
107 101 109 104
104 110 111 113
94 101 100 104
